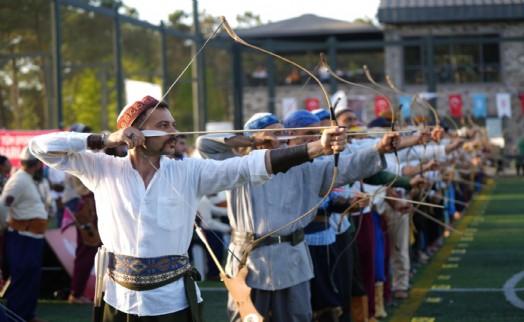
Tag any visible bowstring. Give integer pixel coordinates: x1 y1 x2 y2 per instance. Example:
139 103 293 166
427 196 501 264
130 21 239 262
137 21 224 130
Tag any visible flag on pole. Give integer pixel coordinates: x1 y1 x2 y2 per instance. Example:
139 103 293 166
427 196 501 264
374 96 389 117
520 93 524 116
472 93 487 118
448 94 463 118
496 93 511 118
399 95 412 120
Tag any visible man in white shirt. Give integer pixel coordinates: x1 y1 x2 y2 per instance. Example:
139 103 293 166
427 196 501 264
29 95 347 321
1 147 48 322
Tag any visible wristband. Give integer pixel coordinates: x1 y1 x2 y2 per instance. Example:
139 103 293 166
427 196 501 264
87 134 106 150
269 144 310 174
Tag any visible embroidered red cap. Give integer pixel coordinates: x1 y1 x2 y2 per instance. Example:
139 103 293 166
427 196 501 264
117 96 159 130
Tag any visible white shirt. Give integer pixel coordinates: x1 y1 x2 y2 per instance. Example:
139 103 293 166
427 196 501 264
47 166 66 201
1 169 48 237
29 131 271 316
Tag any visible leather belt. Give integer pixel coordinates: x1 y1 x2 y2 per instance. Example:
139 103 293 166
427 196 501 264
7 217 48 235
231 228 304 248
313 215 329 223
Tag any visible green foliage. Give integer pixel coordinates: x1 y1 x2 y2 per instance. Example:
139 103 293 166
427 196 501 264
63 68 103 131
0 0 236 131
235 12 263 29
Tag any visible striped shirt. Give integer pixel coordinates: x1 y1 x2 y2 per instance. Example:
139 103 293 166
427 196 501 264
197 135 386 290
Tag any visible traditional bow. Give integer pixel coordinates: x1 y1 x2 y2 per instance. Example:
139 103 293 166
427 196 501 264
219 16 342 269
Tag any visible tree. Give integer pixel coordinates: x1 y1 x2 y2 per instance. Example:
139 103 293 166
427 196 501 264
236 12 263 29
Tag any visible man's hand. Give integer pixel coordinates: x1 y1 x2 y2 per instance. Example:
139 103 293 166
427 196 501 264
409 177 430 190
418 129 432 145
431 126 444 143
220 267 264 321
105 128 145 149
252 135 279 150
352 192 370 208
448 138 465 152
319 126 347 155
422 160 440 172
377 131 400 154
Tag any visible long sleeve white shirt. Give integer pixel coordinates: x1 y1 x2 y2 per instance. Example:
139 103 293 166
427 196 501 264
29 131 271 316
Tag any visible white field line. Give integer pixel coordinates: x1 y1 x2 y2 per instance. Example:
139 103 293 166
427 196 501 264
503 271 524 310
428 271 524 310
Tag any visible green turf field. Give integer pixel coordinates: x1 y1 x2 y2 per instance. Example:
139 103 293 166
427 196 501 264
5 177 524 321
387 177 524 322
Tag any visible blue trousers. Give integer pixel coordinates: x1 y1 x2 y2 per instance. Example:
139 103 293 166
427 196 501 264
5 230 44 321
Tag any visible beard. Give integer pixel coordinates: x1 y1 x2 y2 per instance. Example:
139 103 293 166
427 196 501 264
158 137 177 155
33 167 44 182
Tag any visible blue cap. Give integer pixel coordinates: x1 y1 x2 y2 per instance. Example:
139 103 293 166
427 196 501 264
310 108 330 121
367 117 391 128
243 113 280 136
284 110 320 129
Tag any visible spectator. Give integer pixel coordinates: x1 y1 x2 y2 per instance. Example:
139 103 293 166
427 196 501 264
174 134 188 160
1 147 48 322
0 155 11 194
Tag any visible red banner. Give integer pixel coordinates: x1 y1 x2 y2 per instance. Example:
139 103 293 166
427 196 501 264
0 129 58 168
520 93 524 115
305 97 320 111
374 96 389 117
449 94 463 118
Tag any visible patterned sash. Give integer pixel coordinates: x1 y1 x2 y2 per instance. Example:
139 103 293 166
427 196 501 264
107 253 192 291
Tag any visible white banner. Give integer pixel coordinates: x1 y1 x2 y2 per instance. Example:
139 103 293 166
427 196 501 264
496 93 512 118
418 92 438 100
125 79 163 106
281 97 297 119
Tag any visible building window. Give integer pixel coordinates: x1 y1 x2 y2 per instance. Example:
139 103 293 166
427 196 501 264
404 35 500 84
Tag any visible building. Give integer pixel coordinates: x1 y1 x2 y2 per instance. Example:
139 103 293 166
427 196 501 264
235 1 524 150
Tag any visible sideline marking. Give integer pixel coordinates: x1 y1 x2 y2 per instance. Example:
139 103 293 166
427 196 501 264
442 264 458 269
431 284 450 290
426 297 442 303
431 287 524 293
503 271 524 310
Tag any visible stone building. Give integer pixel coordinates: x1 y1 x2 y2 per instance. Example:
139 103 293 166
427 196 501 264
378 0 524 150
235 1 524 151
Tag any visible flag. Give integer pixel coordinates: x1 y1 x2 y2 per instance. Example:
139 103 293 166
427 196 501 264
305 97 320 111
61 207 76 233
374 96 389 117
472 93 487 118
448 94 463 118
399 95 412 120
496 93 511 118
520 94 524 115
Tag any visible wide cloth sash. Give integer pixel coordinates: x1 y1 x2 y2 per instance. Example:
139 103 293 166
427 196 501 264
107 253 192 291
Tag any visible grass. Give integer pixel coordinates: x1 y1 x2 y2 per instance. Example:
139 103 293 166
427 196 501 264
386 177 524 322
